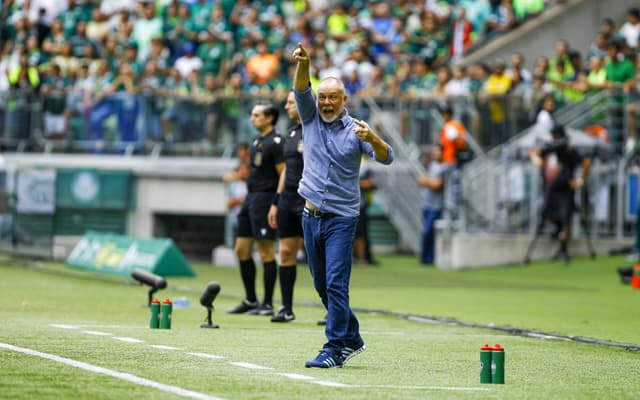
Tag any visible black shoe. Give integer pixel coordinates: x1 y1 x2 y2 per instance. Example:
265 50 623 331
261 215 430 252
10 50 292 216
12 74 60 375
617 267 633 284
248 303 274 316
317 313 327 326
551 249 570 263
227 299 259 314
270 307 295 322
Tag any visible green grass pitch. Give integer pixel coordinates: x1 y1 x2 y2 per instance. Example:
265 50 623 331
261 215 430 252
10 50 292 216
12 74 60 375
1 253 639 399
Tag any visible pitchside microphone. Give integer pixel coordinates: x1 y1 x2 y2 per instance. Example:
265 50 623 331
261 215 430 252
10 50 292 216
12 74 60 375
200 281 221 329
131 268 167 307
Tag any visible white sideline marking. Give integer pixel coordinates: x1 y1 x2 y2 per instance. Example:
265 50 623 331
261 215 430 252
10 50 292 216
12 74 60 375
82 331 112 336
227 362 272 370
278 373 315 381
312 380 351 387
49 322 489 392
113 337 145 343
148 345 181 351
0 342 225 400
49 324 78 330
187 352 225 360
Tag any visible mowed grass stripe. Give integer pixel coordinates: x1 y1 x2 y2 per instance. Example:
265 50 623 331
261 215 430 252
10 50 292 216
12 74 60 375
0 342 226 400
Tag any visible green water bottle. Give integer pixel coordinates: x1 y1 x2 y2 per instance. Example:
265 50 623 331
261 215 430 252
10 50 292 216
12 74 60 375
491 344 505 384
150 299 160 329
480 344 492 384
160 299 172 329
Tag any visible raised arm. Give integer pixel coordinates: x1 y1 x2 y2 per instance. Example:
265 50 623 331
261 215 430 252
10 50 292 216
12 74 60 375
292 43 310 92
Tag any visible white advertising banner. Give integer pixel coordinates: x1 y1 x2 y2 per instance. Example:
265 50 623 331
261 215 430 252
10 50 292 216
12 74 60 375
16 169 56 214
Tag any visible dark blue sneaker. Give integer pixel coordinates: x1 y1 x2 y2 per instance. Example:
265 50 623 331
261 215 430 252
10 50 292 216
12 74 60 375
304 350 343 369
342 342 366 364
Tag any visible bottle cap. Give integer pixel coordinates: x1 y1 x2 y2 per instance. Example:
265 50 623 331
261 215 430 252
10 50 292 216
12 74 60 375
152 299 161 304
163 298 172 304
492 344 504 351
481 344 493 350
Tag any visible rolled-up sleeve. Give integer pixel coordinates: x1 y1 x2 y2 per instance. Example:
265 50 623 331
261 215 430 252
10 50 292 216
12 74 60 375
378 144 394 165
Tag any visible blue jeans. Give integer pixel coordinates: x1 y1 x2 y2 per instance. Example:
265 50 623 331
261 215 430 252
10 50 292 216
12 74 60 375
303 214 361 353
422 208 442 264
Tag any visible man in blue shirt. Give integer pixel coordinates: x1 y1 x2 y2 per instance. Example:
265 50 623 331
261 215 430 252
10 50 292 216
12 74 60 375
292 43 394 368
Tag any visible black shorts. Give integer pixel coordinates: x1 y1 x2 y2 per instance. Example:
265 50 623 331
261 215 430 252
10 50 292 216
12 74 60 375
237 192 277 240
277 191 304 238
542 190 574 226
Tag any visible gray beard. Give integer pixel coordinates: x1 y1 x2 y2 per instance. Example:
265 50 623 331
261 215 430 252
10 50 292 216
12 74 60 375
319 107 343 123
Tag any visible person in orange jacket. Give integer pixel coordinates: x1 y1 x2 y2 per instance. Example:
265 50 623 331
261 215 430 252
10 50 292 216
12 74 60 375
438 105 468 165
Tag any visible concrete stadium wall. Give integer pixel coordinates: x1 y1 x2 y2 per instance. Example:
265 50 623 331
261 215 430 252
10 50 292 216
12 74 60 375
462 0 631 69
2 153 235 241
436 233 631 269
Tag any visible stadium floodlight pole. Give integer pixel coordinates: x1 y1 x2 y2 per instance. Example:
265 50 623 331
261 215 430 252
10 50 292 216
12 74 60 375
200 282 221 329
131 268 167 307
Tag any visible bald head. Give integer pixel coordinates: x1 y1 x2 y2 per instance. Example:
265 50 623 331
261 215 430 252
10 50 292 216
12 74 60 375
317 77 347 123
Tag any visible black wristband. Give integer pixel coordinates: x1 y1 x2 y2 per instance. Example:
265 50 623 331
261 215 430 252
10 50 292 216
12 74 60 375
272 193 280 206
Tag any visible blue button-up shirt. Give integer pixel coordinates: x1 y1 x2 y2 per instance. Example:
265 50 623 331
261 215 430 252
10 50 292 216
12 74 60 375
295 86 394 217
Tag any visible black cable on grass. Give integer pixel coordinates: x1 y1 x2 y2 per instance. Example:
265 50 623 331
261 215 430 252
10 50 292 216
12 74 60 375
350 307 640 352
4 256 639 352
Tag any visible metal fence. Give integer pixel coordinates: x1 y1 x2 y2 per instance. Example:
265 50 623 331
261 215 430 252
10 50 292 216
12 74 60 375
5 87 634 156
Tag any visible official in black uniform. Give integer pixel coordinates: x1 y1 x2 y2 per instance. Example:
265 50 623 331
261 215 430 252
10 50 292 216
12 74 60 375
268 91 305 322
228 103 284 316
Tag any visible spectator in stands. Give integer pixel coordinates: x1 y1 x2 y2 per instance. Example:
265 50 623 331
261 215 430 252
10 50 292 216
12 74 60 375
245 42 279 86
507 52 532 82
483 59 511 143
58 0 86 39
449 6 473 64
547 40 574 80
535 93 556 133
600 17 616 38
173 42 202 78
367 2 396 60
89 62 139 150
139 60 164 141
467 62 489 94
146 36 171 74
484 0 516 39
416 144 447 265
86 8 109 43
604 40 636 88
40 63 69 139
207 5 232 44
619 8 640 50
433 65 452 97
445 64 471 97
587 32 610 61
358 65 387 97
512 0 545 21
131 1 163 63
42 19 65 57
196 31 228 86
586 56 607 90
8 51 40 93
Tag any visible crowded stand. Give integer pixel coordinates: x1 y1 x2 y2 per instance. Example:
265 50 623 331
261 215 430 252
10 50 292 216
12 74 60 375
0 0 637 154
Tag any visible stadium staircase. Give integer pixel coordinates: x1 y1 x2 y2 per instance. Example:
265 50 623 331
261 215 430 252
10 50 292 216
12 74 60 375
461 0 630 70
365 89 617 254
